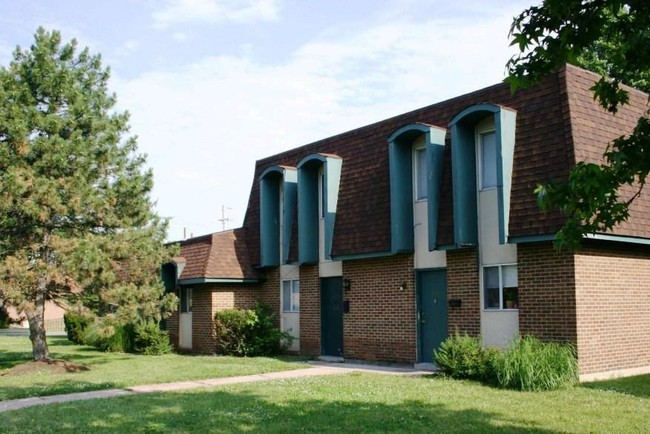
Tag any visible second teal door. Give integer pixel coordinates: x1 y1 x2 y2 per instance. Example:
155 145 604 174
321 277 344 357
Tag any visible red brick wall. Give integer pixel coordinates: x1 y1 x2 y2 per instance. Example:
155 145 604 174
192 287 215 353
574 243 650 377
166 309 179 348
257 268 281 327
342 255 416 363
299 265 320 356
447 248 481 336
517 243 577 343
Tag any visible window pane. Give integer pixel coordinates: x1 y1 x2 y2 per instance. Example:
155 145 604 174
502 265 517 287
180 287 192 313
291 281 300 312
483 267 500 309
503 265 518 309
282 281 291 312
481 132 497 189
180 287 188 312
415 148 427 200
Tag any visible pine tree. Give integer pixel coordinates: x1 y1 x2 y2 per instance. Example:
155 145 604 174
0 28 177 360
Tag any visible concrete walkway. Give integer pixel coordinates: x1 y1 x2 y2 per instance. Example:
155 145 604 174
0 362 432 413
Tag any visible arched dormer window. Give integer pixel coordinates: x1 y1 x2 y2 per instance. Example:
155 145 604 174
297 154 342 264
259 165 297 267
449 104 516 247
388 123 446 253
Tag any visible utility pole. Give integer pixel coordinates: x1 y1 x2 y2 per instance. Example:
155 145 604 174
218 205 233 231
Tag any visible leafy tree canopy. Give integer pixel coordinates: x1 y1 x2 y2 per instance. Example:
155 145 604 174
508 0 650 249
0 28 177 360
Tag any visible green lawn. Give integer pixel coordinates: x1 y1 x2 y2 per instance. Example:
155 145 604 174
0 336 306 401
3 373 650 433
3 336 650 433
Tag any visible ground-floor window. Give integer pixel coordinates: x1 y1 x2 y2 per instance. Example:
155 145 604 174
483 264 518 310
180 287 192 313
282 279 300 312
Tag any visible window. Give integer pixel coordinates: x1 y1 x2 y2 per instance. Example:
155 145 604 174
318 168 326 219
479 131 497 189
483 265 518 310
414 147 428 201
180 287 192 313
282 280 300 312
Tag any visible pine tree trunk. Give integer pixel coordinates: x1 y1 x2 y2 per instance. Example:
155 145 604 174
27 287 51 361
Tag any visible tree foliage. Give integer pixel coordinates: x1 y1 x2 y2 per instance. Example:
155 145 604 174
0 28 177 360
507 0 650 249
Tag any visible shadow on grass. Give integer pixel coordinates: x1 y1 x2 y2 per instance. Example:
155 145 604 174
582 374 650 399
2 388 557 433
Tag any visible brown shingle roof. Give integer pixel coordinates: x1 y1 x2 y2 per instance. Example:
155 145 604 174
241 64 650 263
174 228 263 280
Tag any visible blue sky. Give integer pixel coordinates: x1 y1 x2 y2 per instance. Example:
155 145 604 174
0 0 534 241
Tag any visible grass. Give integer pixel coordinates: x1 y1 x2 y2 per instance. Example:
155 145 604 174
3 373 650 433
0 336 306 401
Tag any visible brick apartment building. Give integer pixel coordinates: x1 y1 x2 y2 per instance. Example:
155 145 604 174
164 64 650 381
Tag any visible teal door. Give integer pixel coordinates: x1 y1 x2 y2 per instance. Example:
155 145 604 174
321 277 344 357
417 270 448 363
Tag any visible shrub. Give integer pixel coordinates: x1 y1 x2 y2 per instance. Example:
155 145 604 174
493 335 578 391
84 321 135 353
434 333 497 381
133 321 173 355
215 303 291 357
64 311 93 344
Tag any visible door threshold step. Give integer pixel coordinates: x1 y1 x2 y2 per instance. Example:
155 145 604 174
318 356 345 363
413 363 438 371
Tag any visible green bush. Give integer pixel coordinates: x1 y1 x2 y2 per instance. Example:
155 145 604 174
215 303 291 357
493 335 578 391
64 311 92 344
134 321 173 355
434 333 497 381
84 322 136 353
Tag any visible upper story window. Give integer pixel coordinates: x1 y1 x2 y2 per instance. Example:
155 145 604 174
479 130 497 190
414 147 428 201
319 168 326 220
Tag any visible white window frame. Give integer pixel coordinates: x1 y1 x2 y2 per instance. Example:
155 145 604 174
477 129 497 191
482 264 518 311
413 146 428 201
282 279 300 312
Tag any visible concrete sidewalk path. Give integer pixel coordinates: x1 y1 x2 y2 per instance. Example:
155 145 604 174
0 362 431 413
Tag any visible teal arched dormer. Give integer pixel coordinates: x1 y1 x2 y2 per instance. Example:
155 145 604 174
449 104 516 247
259 165 297 267
388 123 447 253
297 153 342 264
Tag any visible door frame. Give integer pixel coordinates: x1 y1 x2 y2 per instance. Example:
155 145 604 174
416 268 448 364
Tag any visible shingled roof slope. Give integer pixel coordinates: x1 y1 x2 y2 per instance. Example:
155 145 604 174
175 228 262 280
564 64 650 238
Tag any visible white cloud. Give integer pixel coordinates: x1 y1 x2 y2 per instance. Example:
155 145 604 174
172 32 188 42
152 0 279 28
114 7 524 240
